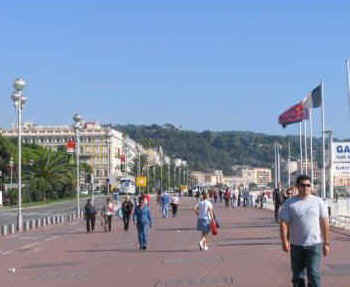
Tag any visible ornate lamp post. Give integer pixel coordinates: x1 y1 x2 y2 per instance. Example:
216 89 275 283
73 113 84 215
11 78 27 231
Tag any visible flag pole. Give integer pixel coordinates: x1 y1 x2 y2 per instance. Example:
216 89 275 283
274 143 277 189
310 109 314 191
299 122 303 174
277 144 281 185
304 120 308 175
321 80 326 199
346 59 350 105
288 141 291 188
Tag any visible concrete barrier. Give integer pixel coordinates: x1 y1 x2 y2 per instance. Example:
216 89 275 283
30 219 36 230
24 221 30 232
1 225 8 236
9 224 15 234
35 218 40 228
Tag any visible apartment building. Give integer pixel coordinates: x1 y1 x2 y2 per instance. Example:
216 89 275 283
1 122 123 189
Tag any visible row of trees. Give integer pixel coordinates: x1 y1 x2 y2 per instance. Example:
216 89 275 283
0 136 90 205
115 124 324 175
129 154 189 193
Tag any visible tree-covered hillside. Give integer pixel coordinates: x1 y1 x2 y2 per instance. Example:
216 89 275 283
113 124 323 175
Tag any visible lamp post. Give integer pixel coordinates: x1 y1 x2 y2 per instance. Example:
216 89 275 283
11 78 27 231
73 113 84 215
11 79 27 230
324 130 333 199
105 128 112 194
9 156 14 188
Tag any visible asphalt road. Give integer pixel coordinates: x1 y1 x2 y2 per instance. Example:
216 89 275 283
0 195 107 226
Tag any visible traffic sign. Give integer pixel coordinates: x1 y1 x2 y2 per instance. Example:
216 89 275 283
136 176 147 187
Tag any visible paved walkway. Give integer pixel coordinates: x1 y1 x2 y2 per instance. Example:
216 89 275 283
1 197 350 287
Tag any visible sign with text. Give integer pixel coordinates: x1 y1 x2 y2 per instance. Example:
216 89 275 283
136 176 147 187
332 142 350 174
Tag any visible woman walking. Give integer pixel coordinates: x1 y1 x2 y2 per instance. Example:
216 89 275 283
194 191 214 251
133 197 152 250
101 198 115 232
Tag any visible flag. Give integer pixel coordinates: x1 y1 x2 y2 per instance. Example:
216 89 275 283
66 140 76 153
278 102 309 128
304 84 322 108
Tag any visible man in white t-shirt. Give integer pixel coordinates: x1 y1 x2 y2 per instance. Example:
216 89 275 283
279 175 330 287
194 192 214 251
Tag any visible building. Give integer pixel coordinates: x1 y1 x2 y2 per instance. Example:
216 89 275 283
1 122 123 189
239 167 272 186
190 170 224 186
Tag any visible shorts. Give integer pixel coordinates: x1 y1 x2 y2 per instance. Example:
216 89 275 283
197 218 210 233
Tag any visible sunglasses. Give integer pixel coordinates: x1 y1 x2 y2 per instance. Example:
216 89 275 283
299 183 311 188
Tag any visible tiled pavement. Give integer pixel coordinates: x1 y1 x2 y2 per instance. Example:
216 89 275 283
1 197 350 287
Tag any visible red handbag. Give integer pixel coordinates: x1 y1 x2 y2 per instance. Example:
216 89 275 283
210 219 218 236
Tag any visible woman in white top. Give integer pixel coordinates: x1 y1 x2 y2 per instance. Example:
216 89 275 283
194 192 214 251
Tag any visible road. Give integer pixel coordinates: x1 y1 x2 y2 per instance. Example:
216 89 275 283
1 197 350 286
0 195 107 226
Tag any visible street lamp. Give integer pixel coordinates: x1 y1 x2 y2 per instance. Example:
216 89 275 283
73 113 84 215
9 156 14 188
324 130 333 199
105 128 113 194
11 78 27 231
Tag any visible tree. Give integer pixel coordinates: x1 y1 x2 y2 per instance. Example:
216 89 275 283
25 149 75 201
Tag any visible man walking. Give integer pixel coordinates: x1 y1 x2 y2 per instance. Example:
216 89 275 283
133 197 152 250
122 195 134 231
84 199 97 233
279 175 330 287
273 183 283 223
160 191 170 218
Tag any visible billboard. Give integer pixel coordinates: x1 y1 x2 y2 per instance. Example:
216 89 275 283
136 176 147 187
332 142 350 174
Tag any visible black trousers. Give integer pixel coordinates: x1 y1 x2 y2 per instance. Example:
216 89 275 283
274 205 280 222
105 215 112 232
123 213 131 231
86 215 96 232
171 204 178 217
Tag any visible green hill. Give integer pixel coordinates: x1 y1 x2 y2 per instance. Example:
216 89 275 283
113 124 323 175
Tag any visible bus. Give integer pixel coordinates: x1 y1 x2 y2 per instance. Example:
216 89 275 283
119 177 136 195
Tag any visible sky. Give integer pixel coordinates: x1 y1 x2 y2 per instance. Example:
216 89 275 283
1 1 350 138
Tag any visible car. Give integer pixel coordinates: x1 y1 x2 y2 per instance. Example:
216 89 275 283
80 190 89 195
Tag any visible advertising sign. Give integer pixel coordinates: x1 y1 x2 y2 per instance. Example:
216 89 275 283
136 176 147 187
332 142 350 174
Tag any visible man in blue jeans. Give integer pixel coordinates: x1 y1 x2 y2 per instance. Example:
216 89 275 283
160 191 170 218
133 197 152 250
279 175 330 287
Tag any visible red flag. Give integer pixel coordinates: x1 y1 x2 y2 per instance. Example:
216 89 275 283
66 140 76 153
278 102 309 128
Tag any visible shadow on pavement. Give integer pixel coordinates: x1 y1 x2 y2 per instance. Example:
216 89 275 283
217 241 280 247
231 223 278 229
67 248 198 254
220 236 279 241
156 227 196 232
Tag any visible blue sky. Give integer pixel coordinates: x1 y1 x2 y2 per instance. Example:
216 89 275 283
1 1 350 138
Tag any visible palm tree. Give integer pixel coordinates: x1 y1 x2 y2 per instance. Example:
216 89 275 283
26 149 75 201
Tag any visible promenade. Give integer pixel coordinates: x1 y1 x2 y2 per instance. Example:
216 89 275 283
1 197 350 287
